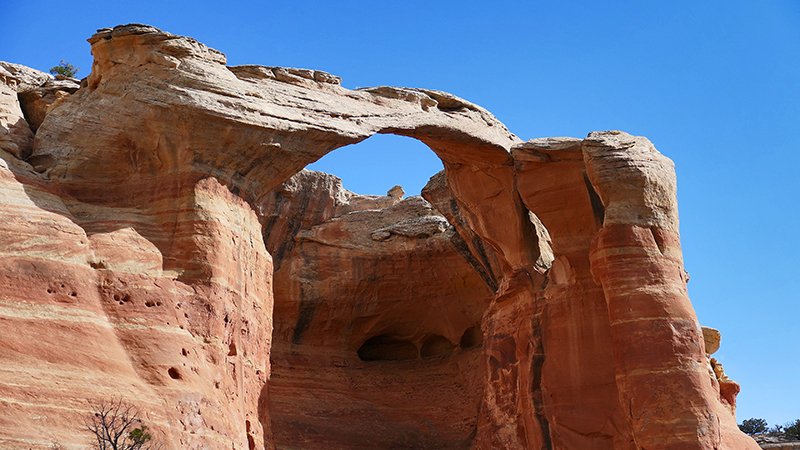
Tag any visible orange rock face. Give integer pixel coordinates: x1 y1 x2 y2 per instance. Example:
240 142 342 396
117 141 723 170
260 170 491 448
0 24 759 450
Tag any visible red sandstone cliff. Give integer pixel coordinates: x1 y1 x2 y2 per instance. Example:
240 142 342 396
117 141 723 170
0 24 759 450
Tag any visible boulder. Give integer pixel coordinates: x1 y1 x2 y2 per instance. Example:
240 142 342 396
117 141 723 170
703 326 722 355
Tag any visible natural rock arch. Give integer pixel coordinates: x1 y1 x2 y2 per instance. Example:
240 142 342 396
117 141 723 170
30 24 543 450
31 24 541 276
0 23 758 450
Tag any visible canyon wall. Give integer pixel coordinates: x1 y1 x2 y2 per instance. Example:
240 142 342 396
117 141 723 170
0 24 758 450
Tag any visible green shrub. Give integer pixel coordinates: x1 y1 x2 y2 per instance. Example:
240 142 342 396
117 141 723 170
739 417 768 435
49 60 79 78
785 419 800 440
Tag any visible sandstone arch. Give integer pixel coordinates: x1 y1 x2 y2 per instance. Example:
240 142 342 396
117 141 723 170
28 24 542 450
0 23 759 450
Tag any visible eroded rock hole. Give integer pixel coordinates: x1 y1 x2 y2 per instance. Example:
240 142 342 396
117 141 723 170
167 367 182 380
265 131 494 448
357 334 418 361
459 323 483 348
420 334 455 358
306 133 443 196
228 342 238 356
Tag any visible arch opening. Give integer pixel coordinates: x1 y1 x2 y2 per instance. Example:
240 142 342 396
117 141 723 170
264 130 497 449
305 133 444 196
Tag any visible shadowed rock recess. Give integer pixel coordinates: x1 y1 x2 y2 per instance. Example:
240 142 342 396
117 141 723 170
0 24 758 450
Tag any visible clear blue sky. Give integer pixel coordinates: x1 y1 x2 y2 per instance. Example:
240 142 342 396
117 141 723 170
2 0 798 427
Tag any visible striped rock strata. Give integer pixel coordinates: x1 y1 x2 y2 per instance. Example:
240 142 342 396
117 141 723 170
0 24 758 450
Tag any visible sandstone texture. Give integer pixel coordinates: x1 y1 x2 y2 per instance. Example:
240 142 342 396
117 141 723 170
0 64 36 159
757 437 800 449
0 24 759 450
261 171 490 448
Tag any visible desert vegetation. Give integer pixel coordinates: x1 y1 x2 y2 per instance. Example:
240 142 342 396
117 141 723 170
49 60 79 78
739 417 800 440
85 398 161 450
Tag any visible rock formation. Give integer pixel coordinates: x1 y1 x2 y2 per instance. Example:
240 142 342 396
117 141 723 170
0 24 759 450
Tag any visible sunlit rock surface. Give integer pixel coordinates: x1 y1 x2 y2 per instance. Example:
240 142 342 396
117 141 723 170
0 24 759 450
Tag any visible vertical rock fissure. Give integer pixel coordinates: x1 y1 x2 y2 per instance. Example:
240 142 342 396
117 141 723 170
446 197 502 291
530 301 553 450
583 171 605 227
449 228 499 292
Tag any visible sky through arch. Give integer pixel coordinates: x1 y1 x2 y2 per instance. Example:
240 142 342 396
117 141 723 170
306 133 444 197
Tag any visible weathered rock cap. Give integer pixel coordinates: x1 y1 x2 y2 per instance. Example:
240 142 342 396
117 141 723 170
512 136 584 163
85 23 227 88
583 130 679 233
18 77 81 132
702 326 722 354
230 64 342 85
89 23 222 60
0 61 52 92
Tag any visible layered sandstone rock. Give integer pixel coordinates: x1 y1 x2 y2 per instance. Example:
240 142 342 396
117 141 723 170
510 136 635 450
18 78 81 132
0 65 35 159
584 131 755 450
260 170 491 448
0 23 759 450
0 147 273 449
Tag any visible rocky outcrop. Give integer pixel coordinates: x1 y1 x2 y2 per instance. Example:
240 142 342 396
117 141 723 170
584 131 754 450
0 62 80 160
18 78 81 132
0 147 273 449
0 65 35 159
0 24 759 450
0 61 52 92
703 327 741 417
260 170 491 448
757 438 800 449
509 136 634 450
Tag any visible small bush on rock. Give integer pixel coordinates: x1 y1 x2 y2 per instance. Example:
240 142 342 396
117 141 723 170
785 419 800 440
49 60 79 78
739 417 768 435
